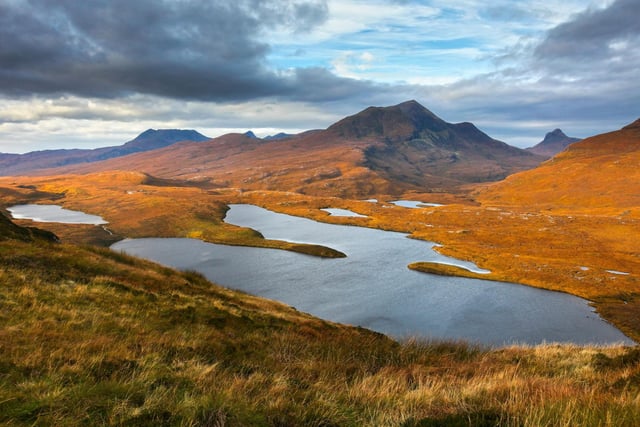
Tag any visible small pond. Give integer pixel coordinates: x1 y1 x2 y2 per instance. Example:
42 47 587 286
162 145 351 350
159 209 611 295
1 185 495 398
7 204 107 225
390 200 443 208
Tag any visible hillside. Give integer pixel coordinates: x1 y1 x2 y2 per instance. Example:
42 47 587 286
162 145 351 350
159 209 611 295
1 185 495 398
0 129 209 176
41 101 544 196
478 118 640 213
1 211 639 426
526 129 581 157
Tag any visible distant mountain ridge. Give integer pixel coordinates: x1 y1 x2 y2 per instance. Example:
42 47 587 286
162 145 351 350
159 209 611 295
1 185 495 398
244 131 294 141
264 132 294 141
42 100 545 196
526 129 581 157
0 129 209 176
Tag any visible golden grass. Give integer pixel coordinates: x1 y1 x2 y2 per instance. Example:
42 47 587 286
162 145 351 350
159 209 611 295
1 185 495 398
1 234 639 426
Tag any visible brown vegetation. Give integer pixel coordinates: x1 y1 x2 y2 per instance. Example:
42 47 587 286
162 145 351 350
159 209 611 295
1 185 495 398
479 119 640 214
1 218 639 426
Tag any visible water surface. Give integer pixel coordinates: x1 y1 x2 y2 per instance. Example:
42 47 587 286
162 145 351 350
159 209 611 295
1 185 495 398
111 204 633 346
391 200 443 208
8 204 107 225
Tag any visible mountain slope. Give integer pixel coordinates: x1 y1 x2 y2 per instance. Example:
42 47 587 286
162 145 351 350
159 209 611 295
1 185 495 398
527 129 581 157
478 118 640 213
0 129 209 176
39 101 544 196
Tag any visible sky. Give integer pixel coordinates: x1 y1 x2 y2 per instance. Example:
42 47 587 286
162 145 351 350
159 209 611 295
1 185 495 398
0 0 639 153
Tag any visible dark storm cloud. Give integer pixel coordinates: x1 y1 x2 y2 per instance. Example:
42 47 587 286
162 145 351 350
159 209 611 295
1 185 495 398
0 0 368 101
534 0 640 63
286 68 392 102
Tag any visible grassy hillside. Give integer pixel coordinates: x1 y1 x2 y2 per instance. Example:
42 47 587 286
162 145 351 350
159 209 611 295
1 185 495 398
478 119 640 214
1 216 640 426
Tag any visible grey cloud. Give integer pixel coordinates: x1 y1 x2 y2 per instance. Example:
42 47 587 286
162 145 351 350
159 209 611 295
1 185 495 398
534 0 640 63
285 68 392 102
460 0 639 140
0 0 353 102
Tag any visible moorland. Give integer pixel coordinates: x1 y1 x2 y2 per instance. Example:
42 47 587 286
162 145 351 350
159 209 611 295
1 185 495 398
1 101 639 425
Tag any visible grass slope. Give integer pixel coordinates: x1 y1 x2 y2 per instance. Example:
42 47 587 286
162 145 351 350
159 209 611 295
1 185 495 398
478 119 640 214
1 219 640 426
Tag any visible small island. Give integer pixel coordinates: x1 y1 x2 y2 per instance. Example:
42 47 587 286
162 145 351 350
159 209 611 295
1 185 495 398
408 261 494 280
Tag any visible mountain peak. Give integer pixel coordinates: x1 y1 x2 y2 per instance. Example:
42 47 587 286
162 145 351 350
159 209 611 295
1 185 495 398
244 131 258 139
623 118 640 130
137 128 158 138
129 129 209 145
327 100 448 141
547 129 567 138
527 128 580 158
396 99 426 112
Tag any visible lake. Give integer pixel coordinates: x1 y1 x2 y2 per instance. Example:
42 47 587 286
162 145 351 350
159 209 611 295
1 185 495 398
112 204 633 346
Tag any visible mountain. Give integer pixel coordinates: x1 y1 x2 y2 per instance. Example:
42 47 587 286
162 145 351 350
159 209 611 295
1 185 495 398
329 100 544 189
526 129 581 157
0 129 209 176
243 130 258 139
478 118 640 212
25 101 545 196
109 129 209 154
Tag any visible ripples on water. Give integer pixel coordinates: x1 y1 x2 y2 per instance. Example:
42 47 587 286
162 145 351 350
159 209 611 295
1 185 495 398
112 204 633 346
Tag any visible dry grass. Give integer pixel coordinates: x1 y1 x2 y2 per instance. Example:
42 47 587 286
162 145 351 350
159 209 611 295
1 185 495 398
0 232 639 426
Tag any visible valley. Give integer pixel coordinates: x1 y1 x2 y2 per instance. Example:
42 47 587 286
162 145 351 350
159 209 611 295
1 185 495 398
2 0 639 423
1 100 639 425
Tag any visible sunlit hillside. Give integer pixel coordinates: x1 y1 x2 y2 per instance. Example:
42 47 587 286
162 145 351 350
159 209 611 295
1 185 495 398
479 119 640 215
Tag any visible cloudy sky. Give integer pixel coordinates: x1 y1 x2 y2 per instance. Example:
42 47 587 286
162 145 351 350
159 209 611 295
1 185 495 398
1 0 638 153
